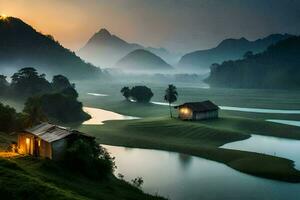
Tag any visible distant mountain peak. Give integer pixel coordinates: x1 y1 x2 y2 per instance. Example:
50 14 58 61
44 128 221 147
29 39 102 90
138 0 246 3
115 49 173 71
96 28 112 38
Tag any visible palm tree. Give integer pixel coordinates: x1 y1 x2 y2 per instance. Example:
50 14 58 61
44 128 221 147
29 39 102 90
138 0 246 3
120 87 131 100
164 84 178 118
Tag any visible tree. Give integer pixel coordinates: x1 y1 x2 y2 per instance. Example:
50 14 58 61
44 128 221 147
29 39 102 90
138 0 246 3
0 75 9 96
52 75 74 91
164 84 178 118
61 86 79 99
0 102 18 132
23 97 47 127
120 87 131 100
10 67 51 96
130 86 153 103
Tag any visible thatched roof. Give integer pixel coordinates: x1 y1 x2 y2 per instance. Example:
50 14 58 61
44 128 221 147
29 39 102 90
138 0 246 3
174 100 219 112
25 123 94 143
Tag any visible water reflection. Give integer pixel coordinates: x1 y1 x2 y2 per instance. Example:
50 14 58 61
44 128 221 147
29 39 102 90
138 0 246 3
103 145 300 200
267 119 300 127
178 153 192 169
83 107 140 125
222 134 300 170
87 92 109 96
220 106 300 114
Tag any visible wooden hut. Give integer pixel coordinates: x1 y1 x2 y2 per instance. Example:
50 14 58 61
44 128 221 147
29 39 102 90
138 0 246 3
18 123 94 160
174 100 219 120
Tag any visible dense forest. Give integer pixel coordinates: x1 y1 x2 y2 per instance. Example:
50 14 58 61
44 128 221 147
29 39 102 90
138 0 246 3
206 36 300 89
0 17 102 79
0 68 90 123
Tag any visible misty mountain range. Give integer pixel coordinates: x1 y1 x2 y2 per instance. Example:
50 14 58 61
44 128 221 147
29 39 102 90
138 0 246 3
0 16 299 89
78 28 293 74
77 28 180 68
178 34 293 72
206 36 300 89
0 17 102 79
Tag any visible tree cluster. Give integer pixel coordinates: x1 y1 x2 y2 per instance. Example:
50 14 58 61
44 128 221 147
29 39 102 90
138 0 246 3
121 85 154 102
1 67 75 97
0 68 90 124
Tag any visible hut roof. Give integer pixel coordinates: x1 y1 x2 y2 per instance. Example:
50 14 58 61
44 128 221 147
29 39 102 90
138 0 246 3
174 100 219 112
25 123 94 143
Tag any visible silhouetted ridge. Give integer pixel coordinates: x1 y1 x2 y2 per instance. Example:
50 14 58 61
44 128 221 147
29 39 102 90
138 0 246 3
178 34 293 72
206 36 300 89
0 16 102 79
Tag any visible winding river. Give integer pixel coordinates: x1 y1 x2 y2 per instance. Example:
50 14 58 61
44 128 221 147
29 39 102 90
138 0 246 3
83 106 300 200
82 107 139 125
104 145 300 200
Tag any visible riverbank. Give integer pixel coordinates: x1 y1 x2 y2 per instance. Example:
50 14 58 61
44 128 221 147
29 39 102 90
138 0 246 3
79 117 300 183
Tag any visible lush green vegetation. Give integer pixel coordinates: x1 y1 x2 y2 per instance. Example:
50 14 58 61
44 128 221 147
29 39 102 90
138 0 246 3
1 68 91 123
79 117 300 182
0 157 166 200
207 36 300 89
0 102 26 132
25 88 90 123
63 138 114 179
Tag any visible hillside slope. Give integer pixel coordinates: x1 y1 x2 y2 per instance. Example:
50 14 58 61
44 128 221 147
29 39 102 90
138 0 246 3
0 16 102 79
178 34 293 72
206 36 300 89
115 49 173 72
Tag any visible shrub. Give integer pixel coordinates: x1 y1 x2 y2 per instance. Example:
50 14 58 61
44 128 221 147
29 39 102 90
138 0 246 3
63 138 114 179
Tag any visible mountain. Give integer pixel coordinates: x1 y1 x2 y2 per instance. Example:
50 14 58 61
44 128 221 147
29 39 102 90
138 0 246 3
205 36 300 89
115 49 173 72
77 28 179 67
178 34 293 72
77 28 142 67
0 16 101 79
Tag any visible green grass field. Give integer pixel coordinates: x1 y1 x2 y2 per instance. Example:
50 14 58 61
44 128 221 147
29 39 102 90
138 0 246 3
0 157 166 200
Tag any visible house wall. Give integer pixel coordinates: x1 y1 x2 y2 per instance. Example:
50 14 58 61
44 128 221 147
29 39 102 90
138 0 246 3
193 110 218 120
39 140 52 159
51 138 69 161
18 133 52 159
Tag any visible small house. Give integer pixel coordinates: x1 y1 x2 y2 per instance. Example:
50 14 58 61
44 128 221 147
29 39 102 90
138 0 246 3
174 100 219 120
18 123 94 160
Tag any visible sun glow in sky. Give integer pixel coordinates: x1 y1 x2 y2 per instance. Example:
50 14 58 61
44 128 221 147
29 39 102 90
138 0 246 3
1 0 300 52
0 14 7 19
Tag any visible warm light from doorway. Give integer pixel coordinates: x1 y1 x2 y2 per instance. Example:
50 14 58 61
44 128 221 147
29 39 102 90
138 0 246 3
26 138 30 145
180 108 191 115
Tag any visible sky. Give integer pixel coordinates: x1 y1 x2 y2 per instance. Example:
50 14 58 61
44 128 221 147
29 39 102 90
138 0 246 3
1 0 300 53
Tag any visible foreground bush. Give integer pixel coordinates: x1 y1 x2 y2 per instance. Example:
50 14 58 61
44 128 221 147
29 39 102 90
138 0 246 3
63 138 114 179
